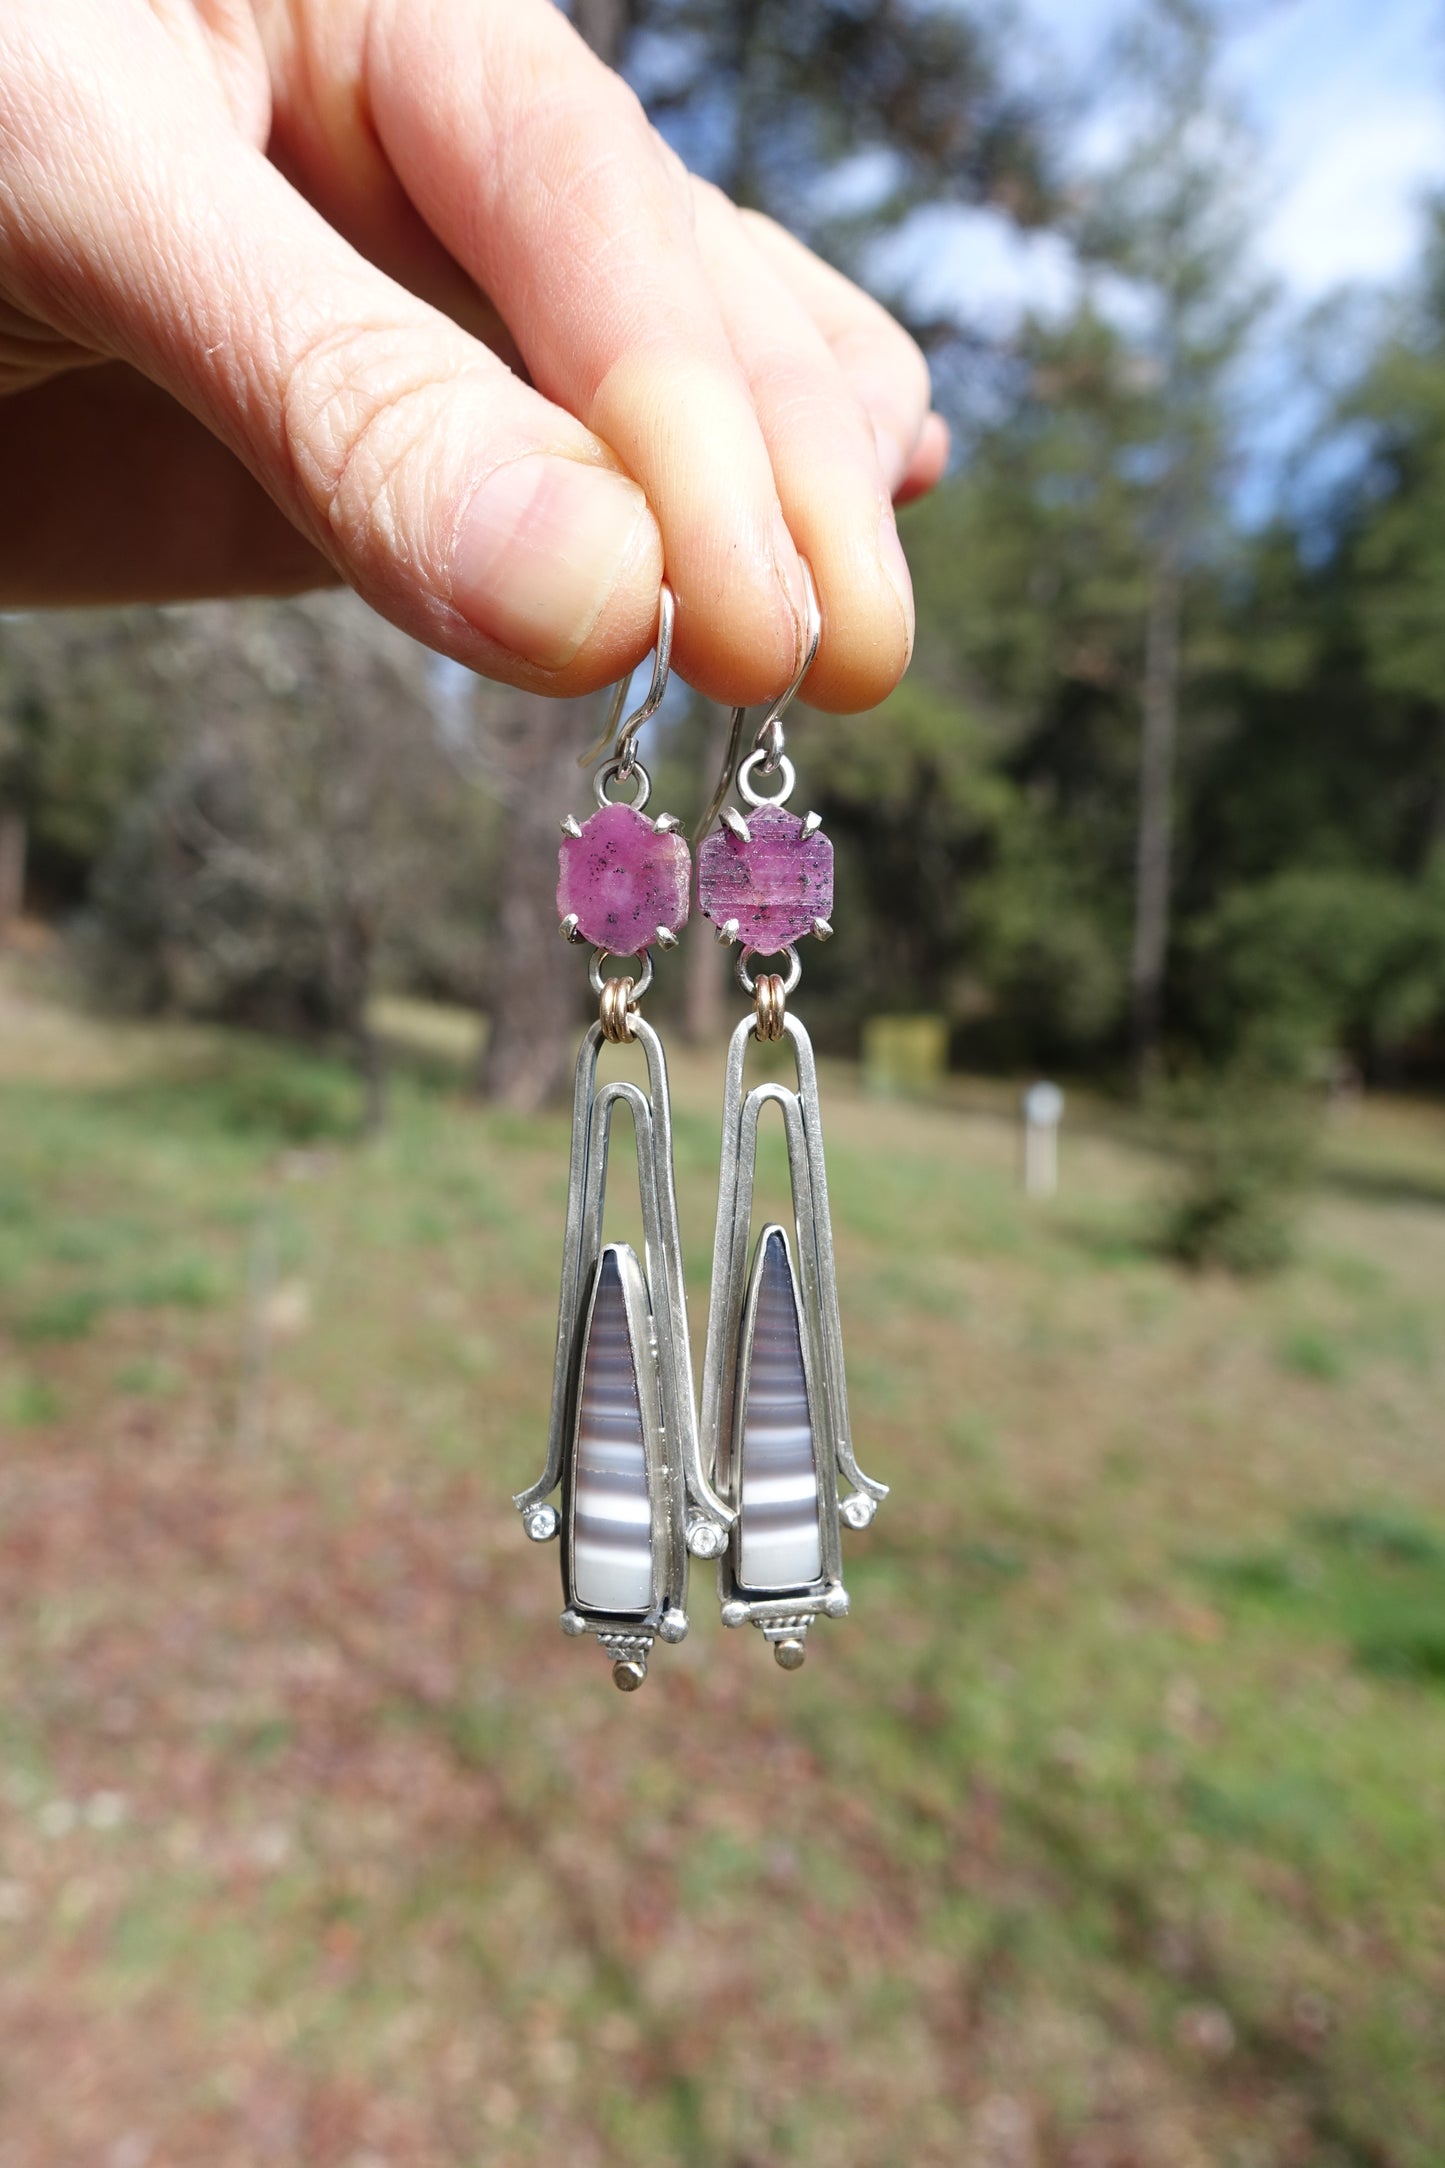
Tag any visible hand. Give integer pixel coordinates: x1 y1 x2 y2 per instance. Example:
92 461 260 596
0 0 947 710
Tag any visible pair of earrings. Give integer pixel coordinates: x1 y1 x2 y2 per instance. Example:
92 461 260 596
513 577 887 1690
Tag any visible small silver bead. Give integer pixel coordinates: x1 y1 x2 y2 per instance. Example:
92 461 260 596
658 1608 689 1644
560 1608 588 1637
524 1502 559 1542
720 1600 750 1629
840 1493 876 1531
823 1586 851 1619
686 1517 727 1560
774 1637 807 1670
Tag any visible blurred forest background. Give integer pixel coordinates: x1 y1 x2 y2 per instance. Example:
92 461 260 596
5 0 1445 1158
2 3 1445 2165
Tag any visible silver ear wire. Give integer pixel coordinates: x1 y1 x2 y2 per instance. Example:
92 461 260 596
694 559 822 846
577 580 676 774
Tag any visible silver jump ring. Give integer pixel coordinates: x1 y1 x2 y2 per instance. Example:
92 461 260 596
737 750 796 809
589 948 655 1001
594 757 652 811
736 943 801 997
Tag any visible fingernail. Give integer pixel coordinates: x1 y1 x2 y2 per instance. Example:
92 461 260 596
452 457 654 669
879 507 915 668
874 422 909 493
770 505 810 661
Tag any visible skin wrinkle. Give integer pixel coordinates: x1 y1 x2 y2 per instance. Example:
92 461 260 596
0 0 939 705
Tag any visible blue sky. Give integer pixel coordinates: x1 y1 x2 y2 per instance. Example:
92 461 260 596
917 0 1445 328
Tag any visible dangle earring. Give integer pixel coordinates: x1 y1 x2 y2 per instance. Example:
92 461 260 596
696 568 888 1670
514 586 732 1690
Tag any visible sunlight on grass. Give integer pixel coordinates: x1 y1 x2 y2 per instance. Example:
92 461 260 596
0 963 1442 2162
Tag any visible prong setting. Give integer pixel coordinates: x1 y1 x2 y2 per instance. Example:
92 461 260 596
722 807 752 844
559 913 586 944
715 917 741 946
655 925 679 950
653 812 682 834
802 810 823 837
560 813 583 838
812 916 834 942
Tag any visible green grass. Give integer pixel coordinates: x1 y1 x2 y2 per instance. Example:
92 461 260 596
0 961 1443 2164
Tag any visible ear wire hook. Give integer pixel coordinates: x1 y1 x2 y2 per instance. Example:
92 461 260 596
694 559 821 846
578 581 676 775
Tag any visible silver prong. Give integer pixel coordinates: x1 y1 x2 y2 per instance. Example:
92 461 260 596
655 925 679 951
559 913 586 944
812 916 834 943
653 812 682 834
722 807 752 844
802 810 823 837
560 814 583 838
715 917 740 946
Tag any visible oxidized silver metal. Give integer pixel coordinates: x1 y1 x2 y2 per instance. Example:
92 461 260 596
516 1017 732 1685
700 1012 887 1664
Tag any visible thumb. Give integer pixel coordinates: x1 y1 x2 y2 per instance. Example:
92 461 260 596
0 0 662 690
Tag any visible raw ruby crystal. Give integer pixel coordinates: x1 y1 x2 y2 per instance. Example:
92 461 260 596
697 805 833 950
557 803 690 952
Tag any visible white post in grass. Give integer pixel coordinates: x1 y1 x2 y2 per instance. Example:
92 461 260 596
1021 1082 1064 1199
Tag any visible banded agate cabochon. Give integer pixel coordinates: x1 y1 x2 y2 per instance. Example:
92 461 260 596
736 1229 823 1592
569 1248 654 1616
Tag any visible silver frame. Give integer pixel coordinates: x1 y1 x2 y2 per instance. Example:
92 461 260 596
515 1018 732 1666
700 1013 887 1646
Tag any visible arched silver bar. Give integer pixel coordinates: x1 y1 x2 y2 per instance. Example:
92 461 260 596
515 1018 731 1544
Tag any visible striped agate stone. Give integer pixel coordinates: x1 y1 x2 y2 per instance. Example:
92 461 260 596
570 1250 654 1616
737 1230 823 1592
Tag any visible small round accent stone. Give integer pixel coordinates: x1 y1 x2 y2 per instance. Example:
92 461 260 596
559 1608 588 1637
840 1493 877 1531
774 1637 807 1670
524 1502 559 1542
686 1517 727 1560
612 1658 647 1691
658 1608 689 1643
720 1599 750 1629
823 1587 851 1619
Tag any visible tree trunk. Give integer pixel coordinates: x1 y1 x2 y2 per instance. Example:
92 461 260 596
1129 555 1181 1089
476 693 588 1110
0 810 25 941
571 0 628 65
471 0 624 1108
682 704 733 1043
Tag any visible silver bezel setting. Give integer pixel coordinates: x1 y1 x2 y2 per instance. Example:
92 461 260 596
700 1013 886 1655
516 1017 733 1679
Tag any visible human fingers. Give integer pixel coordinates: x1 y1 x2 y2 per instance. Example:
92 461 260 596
0 0 662 689
895 412 951 506
738 210 941 501
689 184 912 713
361 0 814 707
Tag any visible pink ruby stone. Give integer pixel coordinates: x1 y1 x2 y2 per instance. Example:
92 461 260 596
698 805 833 949
557 802 691 951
